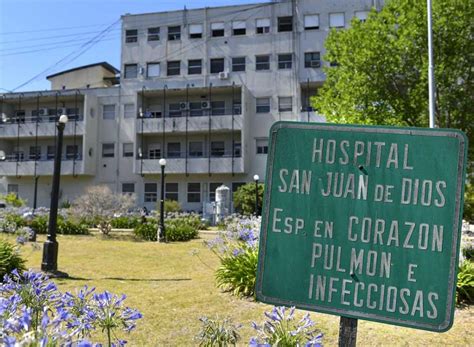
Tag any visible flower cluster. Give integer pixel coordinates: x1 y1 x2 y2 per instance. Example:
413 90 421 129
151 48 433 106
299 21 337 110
0 269 142 346
250 306 323 347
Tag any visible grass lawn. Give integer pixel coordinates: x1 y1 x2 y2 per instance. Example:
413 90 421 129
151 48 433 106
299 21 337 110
11 233 474 346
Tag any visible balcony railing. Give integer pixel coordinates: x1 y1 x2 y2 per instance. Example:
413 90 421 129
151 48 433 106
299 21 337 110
0 115 85 138
0 156 84 176
137 150 241 160
136 157 244 175
2 153 83 162
138 107 241 119
3 114 83 124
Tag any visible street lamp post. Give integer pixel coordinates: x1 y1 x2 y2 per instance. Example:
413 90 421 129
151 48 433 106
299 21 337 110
158 158 167 242
253 174 260 216
41 115 68 275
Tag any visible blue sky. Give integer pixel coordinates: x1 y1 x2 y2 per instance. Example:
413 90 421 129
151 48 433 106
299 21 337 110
0 0 268 92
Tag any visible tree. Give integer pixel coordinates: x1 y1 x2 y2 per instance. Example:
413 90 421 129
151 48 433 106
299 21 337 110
312 0 474 221
233 182 264 216
71 185 135 235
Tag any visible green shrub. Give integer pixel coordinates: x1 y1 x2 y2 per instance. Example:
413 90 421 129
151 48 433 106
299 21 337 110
110 216 140 229
4 213 27 228
165 222 198 242
57 218 89 235
457 260 474 305
233 182 264 216
0 239 26 279
215 245 258 297
196 316 241 347
164 200 181 213
30 215 48 234
134 222 158 241
3 193 26 207
60 200 72 209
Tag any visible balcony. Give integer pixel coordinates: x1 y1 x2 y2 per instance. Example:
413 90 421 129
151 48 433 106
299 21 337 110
136 154 244 175
0 115 84 138
0 154 85 176
137 111 243 135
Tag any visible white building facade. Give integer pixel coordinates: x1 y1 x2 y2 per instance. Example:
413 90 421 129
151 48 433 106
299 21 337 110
0 0 382 211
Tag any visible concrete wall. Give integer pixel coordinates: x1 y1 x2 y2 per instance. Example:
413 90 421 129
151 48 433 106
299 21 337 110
48 66 116 90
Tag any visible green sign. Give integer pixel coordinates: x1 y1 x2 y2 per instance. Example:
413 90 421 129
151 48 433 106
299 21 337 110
256 122 468 332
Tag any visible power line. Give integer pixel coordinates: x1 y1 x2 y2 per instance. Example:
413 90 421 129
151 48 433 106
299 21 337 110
0 36 120 57
11 20 120 92
0 23 112 35
0 29 121 45
0 34 120 53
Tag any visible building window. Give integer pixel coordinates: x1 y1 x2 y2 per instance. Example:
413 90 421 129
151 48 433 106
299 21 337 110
66 145 79 160
329 13 345 28
210 58 225 74
232 182 245 195
124 104 135 118
167 142 181 158
166 183 179 201
278 54 292 69
232 57 246 72
125 29 138 43
211 101 225 116
144 183 157 202
305 52 321 68
167 61 180 76
189 24 203 39
355 11 369 22
124 64 138 79
123 143 133 157
187 183 201 203
278 16 293 32
148 145 161 159
103 105 115 120
256 138 269 155
256 55 270 71
29 146 41 160
47 145 55 160
102 143 115 158
189 102 203 117
168 26 181 40
168 103 181 117
256 97 271 113
233 141 241 157
147 63 160 78
7 184 18 196
304 15 320 30
278 97 292 112
256 18 270 34
189 142 203 157
211 141 225 157
188 59 202 75
232 21 246 36
122 183 135 194
211 22 224 37
233 101 242 115
209 182 222 202
148 27 160 41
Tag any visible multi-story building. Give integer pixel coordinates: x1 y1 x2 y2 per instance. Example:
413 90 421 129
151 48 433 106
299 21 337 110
0 0 382 211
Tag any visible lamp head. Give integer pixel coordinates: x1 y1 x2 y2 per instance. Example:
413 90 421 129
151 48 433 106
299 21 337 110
59 114 68 124
253 174 260 181
159 158 167 167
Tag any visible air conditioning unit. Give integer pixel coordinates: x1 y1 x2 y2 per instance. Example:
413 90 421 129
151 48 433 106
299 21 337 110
218 71 229 80
179 102 189 110
57 107 68 116
38 108 49 116
201 101 210 109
